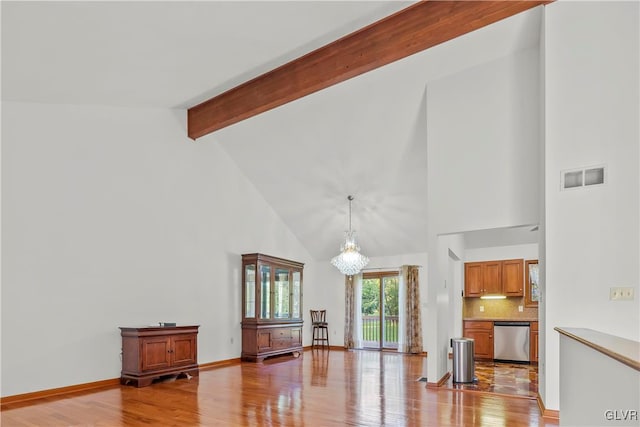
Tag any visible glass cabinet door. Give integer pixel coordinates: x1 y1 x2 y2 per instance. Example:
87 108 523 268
245 264 256 318
274 268 290 319
292 271 301 319
525 260 539 307
260 265 271 319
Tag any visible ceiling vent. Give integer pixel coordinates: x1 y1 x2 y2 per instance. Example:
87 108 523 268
561 165 606 191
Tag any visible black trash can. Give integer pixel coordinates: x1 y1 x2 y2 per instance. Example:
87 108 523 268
451 337 475 383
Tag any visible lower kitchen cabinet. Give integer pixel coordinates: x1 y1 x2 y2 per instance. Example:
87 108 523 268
530 321 539 363
463 321 494 360
120 325 199 387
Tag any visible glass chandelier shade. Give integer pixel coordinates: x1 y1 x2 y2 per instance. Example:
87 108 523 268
331 196 369 276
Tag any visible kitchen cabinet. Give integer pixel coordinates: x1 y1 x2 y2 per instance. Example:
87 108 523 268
464 262 484 297
464 259 524 297
463 320 494 360
530 321 539 363
241 253 304 362
525 260 539 307
502 259 524 296
120 325 199 387
464 261 502 297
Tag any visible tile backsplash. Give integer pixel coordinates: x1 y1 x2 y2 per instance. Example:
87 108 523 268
463 296 538 319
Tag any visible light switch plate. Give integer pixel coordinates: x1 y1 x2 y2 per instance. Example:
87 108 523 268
518 305 523 312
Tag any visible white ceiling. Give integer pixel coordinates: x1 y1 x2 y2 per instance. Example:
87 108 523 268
1 1 414 108
2 1 542 261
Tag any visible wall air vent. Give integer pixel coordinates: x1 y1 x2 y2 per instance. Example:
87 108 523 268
584 167 605 186
561 165 606 190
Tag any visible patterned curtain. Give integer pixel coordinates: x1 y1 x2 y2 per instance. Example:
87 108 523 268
344 274 363 349
401 265 423 353
344 275 355 349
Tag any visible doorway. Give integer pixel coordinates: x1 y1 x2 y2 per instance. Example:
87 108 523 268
361 272 399 350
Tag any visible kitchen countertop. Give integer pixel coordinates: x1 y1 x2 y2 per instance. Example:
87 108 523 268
464 318 539 322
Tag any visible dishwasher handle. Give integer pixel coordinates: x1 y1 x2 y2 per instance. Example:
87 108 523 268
494 321 530 327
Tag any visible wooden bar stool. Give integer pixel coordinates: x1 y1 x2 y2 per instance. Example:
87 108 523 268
310 310 329 349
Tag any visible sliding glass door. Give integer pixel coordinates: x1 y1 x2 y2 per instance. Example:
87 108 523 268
361 272 399 350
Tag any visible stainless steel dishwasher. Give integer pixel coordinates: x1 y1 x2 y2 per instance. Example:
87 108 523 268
493 321 530 362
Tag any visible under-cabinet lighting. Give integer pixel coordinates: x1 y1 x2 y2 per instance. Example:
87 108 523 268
480 295 507 300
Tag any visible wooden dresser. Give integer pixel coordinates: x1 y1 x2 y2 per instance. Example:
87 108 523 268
120 325 199 387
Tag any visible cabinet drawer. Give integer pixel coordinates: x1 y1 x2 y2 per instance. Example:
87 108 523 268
272 328 292 339
272 338 292 350
464 321 493 330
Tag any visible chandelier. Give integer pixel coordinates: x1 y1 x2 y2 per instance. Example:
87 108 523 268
331 195 369 276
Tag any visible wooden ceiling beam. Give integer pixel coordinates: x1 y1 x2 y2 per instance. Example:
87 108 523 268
187 0 552 139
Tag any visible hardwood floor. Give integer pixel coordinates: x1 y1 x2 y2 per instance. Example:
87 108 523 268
2 349 557 426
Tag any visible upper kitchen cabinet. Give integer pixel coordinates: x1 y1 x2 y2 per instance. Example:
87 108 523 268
524 259 539 307
464 259 524 297
464 261 502 297
502 259 524 297
464 262 484 297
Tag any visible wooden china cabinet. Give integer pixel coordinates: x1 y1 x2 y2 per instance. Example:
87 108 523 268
241 253 304 362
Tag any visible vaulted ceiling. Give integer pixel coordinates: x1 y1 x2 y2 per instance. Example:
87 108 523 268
2 1 543 261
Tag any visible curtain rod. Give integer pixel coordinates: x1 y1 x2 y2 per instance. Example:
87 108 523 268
360 265 423 271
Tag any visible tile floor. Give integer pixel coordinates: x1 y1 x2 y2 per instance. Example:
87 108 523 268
442 361 538 399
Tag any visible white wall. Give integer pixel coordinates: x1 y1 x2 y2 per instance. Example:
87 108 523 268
426 46 541 383
426 47 541 235
434 234 465 378
464 243 538 262
537 7 548 404
0 102 312 396
543 1 640 412
558 333 640 426
448 245 463 344
303 260 345 346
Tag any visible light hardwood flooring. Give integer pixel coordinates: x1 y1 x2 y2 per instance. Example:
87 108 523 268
1 349 557 426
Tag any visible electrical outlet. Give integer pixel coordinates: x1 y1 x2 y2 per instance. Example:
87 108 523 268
610 287 635 301
610 287 622 300
479 306 484 312
621 287 634 300
518 305 523 312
